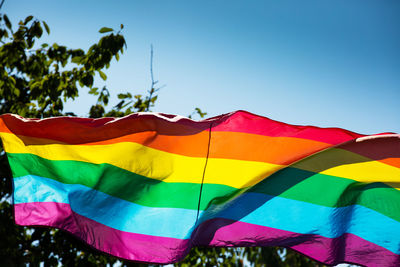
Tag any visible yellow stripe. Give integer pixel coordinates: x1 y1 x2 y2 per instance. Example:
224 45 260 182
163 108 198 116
294 147 400 188
1 132 284 188
321 161 400 184
205 158 284 188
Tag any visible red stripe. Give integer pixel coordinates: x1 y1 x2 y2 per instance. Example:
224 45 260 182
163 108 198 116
211 111 365 144
1 111 366 145
0 113 211 143
340 135 400 162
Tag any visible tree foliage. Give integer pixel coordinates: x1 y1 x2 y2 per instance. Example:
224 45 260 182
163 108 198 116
0 14 325 266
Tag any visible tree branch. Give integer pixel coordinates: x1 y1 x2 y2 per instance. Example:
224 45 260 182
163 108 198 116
145 44 165 111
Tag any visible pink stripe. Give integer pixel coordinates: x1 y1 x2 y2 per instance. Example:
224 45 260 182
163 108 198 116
14 202 190 264
192 218 400 267
210 110 365 144
15 202 400 266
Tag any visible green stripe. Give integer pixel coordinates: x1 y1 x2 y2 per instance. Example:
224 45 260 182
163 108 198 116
250 167 400 222
8 153 236 210
8 153 400 222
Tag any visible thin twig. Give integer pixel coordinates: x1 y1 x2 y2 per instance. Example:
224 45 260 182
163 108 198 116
145 45 155 112
146 44 166 111
150 44 155 89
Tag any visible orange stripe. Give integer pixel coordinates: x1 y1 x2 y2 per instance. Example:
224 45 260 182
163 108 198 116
0 118 12 134
89 131 209 157
10 131 330 165
380 158 400 168
209 131 330 164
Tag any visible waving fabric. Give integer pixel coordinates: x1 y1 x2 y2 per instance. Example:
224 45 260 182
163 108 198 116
0 111 399 266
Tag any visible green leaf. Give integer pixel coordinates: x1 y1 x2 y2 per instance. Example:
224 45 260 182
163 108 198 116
151 95 158 103
24 16 34 25
3 15 12 30
98 70 107 81
89 87 99 95
42 21 50 34
32 21 43 38
8 76 16 85
81 74 94 87
98 27 113 34
71 56 83 64
13 88 20 97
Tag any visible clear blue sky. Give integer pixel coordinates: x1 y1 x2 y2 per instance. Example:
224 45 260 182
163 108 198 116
4 0 400 134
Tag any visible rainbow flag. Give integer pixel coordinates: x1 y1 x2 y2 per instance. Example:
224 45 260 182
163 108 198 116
0 111 399 266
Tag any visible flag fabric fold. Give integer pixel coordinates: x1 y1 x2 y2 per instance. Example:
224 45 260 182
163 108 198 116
0 110 399 266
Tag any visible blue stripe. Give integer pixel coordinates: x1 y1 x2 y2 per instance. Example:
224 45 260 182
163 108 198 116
14 175 199 239
14 175 400 254
199 193 400 254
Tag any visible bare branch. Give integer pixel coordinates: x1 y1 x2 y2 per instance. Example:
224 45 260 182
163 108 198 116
146 44 165 112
